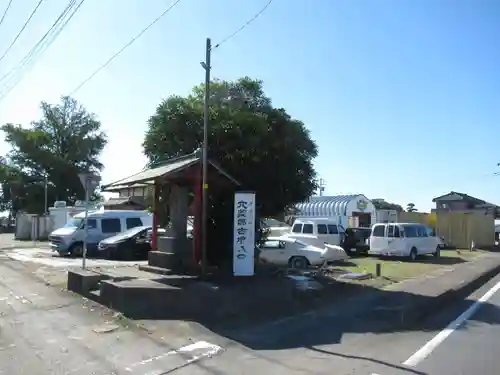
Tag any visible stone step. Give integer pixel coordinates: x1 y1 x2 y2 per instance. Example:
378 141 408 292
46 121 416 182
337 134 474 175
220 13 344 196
138 264 173 276
99 278 203 320
88 289 101 303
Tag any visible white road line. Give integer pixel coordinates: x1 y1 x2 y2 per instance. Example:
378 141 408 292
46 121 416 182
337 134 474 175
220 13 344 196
124 340 224 371
403 278 500 367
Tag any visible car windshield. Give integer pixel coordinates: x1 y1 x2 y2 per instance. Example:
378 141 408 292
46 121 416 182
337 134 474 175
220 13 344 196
111 226 150 241
262 218 289 228
64 218 83 228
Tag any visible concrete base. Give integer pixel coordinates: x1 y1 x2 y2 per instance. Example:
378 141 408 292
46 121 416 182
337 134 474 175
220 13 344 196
94 275 308 329
148 251 179 269
157 236 176 253
67 269 109 294
98 278 205 320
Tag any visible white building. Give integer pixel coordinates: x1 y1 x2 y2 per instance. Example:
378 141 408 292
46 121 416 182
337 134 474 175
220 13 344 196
294 194 376 228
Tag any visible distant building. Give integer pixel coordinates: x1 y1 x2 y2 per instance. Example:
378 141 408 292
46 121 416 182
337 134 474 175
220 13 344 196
102 196 148 211
102 183 152 198
432 191 500 217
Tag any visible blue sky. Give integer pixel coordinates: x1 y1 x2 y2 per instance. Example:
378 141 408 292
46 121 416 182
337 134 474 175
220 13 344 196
0 0 499 212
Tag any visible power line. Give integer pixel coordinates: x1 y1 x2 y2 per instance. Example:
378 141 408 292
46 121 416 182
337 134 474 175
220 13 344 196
0 0 14 29
0 0 45 64
0 0 82 101
213 0 274 50
69 0 183 96
0 0 76 89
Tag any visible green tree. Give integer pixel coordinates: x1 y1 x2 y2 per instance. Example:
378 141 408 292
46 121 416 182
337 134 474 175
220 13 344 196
372 198 404 212
143 77 318 262
406 202 417 212
0 96 107 214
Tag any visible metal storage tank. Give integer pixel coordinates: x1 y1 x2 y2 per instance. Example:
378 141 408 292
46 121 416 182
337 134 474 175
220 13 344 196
294 194 376 228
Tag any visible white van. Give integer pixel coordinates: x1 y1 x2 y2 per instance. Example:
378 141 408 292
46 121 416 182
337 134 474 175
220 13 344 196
368 223 441 260
49 210 152 257
286 218 346 247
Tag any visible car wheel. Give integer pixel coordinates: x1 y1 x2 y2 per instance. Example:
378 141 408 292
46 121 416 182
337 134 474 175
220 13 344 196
409 247 418 261
69 243 83 257
289 256 309 269
433 246 441 258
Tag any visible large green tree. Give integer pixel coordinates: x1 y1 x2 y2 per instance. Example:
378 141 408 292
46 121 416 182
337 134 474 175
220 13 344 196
143 77 318 261
406 202 418 212
0 96 107 215
372 198 404 212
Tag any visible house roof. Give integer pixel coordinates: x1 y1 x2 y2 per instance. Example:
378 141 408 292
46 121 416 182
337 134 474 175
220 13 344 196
432 191 500 209
103 196 147 207
104 183 152 192
433 191 487 204
101 150 240 192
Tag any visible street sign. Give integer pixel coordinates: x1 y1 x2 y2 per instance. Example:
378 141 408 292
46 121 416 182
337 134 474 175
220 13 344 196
77 172 101 270
78 173 101 193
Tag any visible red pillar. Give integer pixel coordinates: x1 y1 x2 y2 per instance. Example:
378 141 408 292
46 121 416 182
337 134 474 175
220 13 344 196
151 182 159 251
193 165 202 265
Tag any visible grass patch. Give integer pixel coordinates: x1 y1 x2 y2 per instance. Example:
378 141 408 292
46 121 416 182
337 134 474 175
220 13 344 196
333 249 487 288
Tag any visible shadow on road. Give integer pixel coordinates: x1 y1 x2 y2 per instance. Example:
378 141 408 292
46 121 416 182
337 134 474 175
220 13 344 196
102 268 500 354
307 346 428 375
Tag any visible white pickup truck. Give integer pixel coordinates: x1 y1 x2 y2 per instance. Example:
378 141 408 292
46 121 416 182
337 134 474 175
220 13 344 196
283 218 346 248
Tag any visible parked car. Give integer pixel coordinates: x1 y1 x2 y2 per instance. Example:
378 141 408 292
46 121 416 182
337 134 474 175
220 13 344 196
49 210 152 257
426 227 449 249
98 225 155 260
261 218 291 237
285 218 346 248
258 236 348 269
145 227 167 243
341 227 371 255
368 223 441 260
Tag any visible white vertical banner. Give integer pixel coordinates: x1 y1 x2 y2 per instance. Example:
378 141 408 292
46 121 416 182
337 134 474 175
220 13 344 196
233 191 256 276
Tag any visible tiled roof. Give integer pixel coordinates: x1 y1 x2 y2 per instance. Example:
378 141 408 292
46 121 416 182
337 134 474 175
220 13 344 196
101 151 239 191
103 196 147 207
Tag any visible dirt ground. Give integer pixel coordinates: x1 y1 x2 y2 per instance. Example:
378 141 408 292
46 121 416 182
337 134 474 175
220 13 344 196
0 233 50 250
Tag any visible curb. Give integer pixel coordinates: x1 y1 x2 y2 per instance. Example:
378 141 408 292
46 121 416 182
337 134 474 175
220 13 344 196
403 261 500 326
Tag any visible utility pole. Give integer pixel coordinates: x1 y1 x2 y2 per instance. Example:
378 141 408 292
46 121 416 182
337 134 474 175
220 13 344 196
78 173 101 270
200 38 211 276
82 184 90 269
319 178 326 196
44 175 48 215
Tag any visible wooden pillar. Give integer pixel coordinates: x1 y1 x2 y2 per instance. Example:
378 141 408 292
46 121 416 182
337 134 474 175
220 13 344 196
151 182 160 251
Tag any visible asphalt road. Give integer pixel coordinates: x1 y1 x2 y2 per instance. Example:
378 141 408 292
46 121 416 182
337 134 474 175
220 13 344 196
0 257 224 375
196 272 500 375
402 273 500 375
2 242 500 375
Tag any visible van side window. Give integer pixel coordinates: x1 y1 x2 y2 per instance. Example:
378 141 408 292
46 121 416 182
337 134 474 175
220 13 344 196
302 224 313 234
372 225 385 237
404 225 418 238
418 226 428 237
394 226 400 238
101 218 121 233
87 219 97 229
387 225 395 237
126 217 143 229
327 225 338 234
317 224 328 234
292 224 302 233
